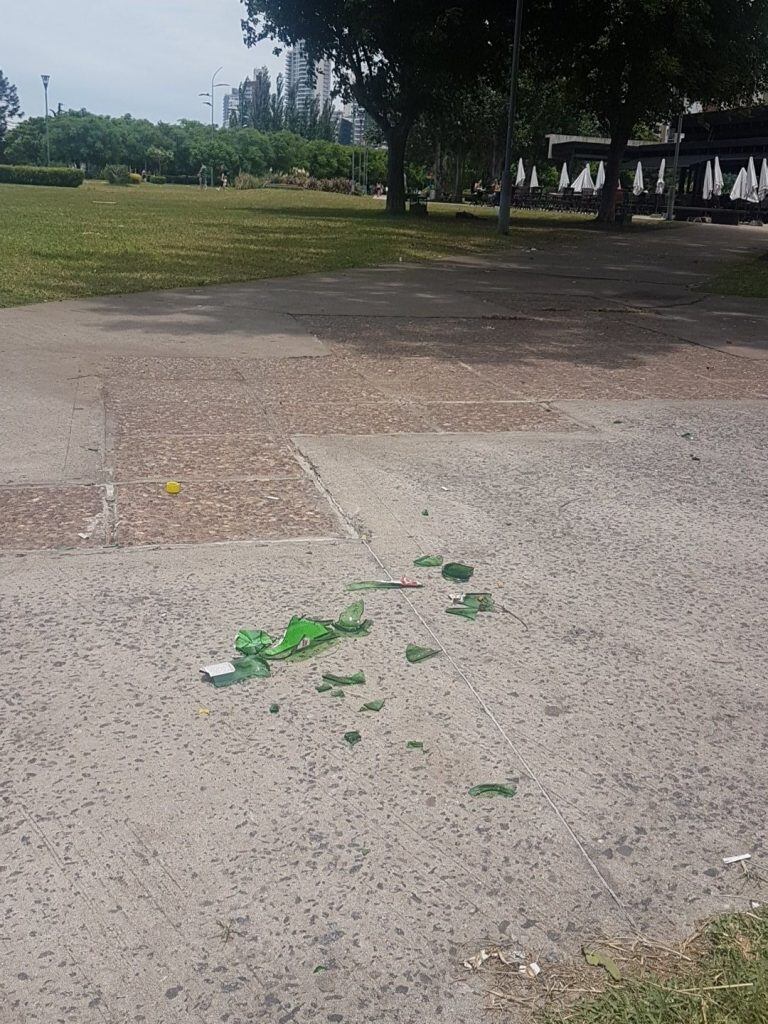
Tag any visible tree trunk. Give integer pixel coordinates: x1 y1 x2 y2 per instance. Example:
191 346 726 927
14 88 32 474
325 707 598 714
384 124 409 215
597 129 630 223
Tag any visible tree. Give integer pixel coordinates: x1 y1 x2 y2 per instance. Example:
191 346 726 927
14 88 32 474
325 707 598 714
241 0 508 213
0 69 22 156
530 0 768 222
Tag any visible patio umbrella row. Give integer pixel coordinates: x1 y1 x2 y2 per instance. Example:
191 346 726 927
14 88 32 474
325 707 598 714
722 156 768 202
559 160 664 195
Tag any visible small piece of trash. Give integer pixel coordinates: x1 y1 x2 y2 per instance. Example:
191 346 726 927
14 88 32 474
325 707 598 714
405 644 440 663
463 948 521 971
440 486 449 491
468 783 517 798
165 480 182 494
269 703 279 714
751 900 762 909
421 509 429 517
723 853 751 864
463 949 491 971
690 454 701 461
200 662 236 684
313 965 328 974
680 431 694 440
583 947 622 980
343 730 361 748
264 495 280 501
518 962 541 978
347 578 422 591
77 532 89 540
197 707 210 717
406 740 424 750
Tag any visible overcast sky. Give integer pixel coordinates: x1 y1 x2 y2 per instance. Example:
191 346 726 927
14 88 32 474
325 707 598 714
4 0 284 125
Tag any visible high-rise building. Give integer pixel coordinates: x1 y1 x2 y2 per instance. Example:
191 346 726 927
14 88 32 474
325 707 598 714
285 42 333 109
339 102 369 145
222 89 240 127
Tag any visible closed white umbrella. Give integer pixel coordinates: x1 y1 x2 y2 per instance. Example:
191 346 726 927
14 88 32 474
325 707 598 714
759 159 768 201
730 167 748 201
632 161 644 196
572 162 595 193
746 156 759 203
515 158 526 187
656 159 666 194
595 160 605 190
558 162 570 190
702 161 713 200
530 165 539 188
713 156 724 196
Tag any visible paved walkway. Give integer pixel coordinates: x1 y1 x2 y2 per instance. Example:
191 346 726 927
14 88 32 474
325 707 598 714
1 223 767 1022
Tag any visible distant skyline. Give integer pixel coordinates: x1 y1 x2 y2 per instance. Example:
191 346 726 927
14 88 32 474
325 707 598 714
4 0 285 125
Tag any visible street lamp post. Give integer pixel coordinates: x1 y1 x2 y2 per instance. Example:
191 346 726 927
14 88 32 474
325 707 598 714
666 112 684 221
41 75 51 166
199 67 229 187
497 0 525 235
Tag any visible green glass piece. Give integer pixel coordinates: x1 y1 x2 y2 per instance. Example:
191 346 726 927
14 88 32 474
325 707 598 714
204 655 270 688
405 644 440 663
446 605 478 621
346 579 423 591
322 671 366 687
315 681 334 693
234 628 273 655
332 600 373 635
359 699 384 712
313 965 328 974
330 689 346 698
406 740 424 750
442 562 475 582
262 616 335 660
269 703 279 714
421 509 429 516
413 554 443 567
285 635 340 662
468 783 517 798
465 592 495 612
344 730 361 747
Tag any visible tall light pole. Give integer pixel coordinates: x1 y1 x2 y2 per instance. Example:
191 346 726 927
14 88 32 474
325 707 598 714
199 67 229 187
665 112 684 221
497 0 525 235
41 75 51 166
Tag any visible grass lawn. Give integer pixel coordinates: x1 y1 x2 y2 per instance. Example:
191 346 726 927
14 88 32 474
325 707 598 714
705 253 768 299
1 180 602 307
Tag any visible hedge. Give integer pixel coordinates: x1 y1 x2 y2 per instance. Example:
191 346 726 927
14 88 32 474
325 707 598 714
0 164 85 187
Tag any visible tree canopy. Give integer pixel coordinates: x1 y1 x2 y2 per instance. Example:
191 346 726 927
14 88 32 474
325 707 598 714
0 69 22 156
241 0 508 212
529 0 768 220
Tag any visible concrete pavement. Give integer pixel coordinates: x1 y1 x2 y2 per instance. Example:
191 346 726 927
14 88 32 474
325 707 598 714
1 222 767 1023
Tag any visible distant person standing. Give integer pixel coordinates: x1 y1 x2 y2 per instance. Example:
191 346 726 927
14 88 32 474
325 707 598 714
198 164 207 189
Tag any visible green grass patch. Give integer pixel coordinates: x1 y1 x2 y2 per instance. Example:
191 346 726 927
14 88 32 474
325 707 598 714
548 910 768 1024
704 254 768 299
0 180 619 307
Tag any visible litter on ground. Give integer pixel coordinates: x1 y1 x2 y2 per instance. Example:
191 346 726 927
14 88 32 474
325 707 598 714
346 578 422 591
442 562 475 582
405 644 441 663
468 783 517 798
344 730 361 748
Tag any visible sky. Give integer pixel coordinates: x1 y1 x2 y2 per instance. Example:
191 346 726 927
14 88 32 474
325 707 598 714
4 0 284 125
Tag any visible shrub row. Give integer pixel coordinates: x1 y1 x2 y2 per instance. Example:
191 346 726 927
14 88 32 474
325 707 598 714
0 164 84 187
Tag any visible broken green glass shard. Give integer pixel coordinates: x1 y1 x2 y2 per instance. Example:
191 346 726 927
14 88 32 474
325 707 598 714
406 740 425 750
201 654 271 688
446 604 478 621
333 599 373 635
413 554 443 567
344 730 361 747
330 688 346 698
406 644 440 663
442 562 475 582
313 965 328 974
315 681 334 693
359 699 384 712
234 628 273 656
421 509 429 517
285 635 340 662
468 783 517 798
262 616 336 660
466 592 495 612
346 578 423 592
269 703 279 714
322 671 365 687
